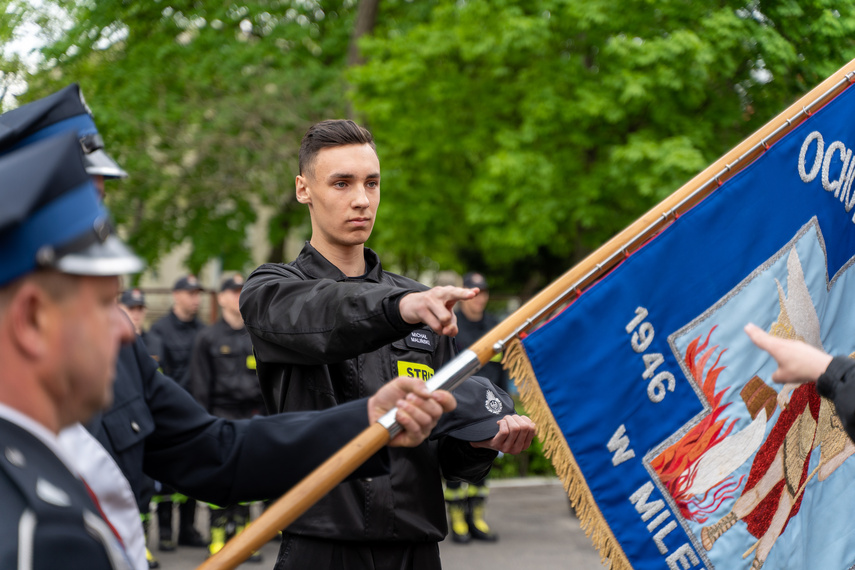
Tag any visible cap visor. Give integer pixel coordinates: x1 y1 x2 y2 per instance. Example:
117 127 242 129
84 149 128 179
443 422 501 442
54 235 144 276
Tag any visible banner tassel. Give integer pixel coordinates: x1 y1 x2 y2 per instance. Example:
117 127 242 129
504 338 632 570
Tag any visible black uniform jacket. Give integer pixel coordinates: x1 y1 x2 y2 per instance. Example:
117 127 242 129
85 335 388 508
188 319 264 419
818 356 855 443
0 417 130 570
240 242 497 543
147 310 204 389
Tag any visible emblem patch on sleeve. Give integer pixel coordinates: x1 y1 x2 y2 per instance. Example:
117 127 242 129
397 361 434 381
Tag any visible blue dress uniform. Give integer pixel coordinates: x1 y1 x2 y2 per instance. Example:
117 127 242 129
0 131 144 569
0 415 131 570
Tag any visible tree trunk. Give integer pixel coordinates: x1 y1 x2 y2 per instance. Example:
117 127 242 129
347 0 379 67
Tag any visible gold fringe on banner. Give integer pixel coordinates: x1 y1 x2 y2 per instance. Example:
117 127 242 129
504 338 633 570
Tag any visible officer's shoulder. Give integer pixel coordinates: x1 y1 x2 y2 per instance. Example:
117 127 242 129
0 425 73 516
247 262 304 283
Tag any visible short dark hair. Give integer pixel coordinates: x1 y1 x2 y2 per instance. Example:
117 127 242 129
298 119 376 177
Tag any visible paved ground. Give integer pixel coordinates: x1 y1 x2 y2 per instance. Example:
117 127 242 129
149 477 605 570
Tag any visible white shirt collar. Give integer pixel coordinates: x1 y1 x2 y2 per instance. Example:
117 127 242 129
0 401 78 475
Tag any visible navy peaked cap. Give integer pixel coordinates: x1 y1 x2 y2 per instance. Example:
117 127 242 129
430 375 516 442
0 132 142 286
173 275 203 291
120 288 146 308
0 83 128 178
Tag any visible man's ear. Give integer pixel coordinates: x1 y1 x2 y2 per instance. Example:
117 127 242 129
8 282 52 360
296 175 312 205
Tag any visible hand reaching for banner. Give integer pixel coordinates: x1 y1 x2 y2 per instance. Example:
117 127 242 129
469 414 537 455
744 323 833 384
368 376 457 447
399 286 479 336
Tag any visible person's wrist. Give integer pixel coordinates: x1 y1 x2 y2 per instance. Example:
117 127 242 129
816 356 844 399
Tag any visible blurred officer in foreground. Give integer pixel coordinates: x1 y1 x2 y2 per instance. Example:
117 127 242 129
0 84 458 570
187 274 265 559
0 131 144 569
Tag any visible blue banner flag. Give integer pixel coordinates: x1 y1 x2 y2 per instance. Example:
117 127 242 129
507 64 855 569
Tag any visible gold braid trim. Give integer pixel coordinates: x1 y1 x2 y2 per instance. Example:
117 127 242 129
504 338 632 570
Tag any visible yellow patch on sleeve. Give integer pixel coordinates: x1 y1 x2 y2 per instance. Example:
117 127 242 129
246 355 257 370
396 361 434 381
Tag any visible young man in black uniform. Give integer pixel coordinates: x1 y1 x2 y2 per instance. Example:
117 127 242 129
240 119 536 569
187 274 265 558
147 274 207 550
0 85 458 570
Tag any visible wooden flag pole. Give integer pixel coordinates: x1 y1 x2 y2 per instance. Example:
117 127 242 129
198 57 855 570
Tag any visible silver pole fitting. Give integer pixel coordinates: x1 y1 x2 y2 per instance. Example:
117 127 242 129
378 349 482 439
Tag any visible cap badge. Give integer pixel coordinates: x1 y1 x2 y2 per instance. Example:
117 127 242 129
485 390 502 414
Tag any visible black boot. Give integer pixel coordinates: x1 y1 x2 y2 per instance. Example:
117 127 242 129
177 498 207 547
466 495 498 542
444 485 471 544
156 499 175 552
141 513 160 568
208 509 229 558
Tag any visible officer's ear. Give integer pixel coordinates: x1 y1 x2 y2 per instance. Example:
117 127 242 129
296 175 312 205
4 278 60 360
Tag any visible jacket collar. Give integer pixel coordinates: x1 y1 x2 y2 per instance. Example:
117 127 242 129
168 309 201 329
294 241 385 283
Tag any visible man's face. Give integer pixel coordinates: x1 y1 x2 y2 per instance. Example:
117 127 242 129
53 276 129 425
463 289 490 316
120 303 146 334
296 143 381 250
173 289 201 320
218 288 242 321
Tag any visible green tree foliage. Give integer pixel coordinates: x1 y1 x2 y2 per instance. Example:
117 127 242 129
6 1 855 294
350 0 855 295
14 0 366 274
